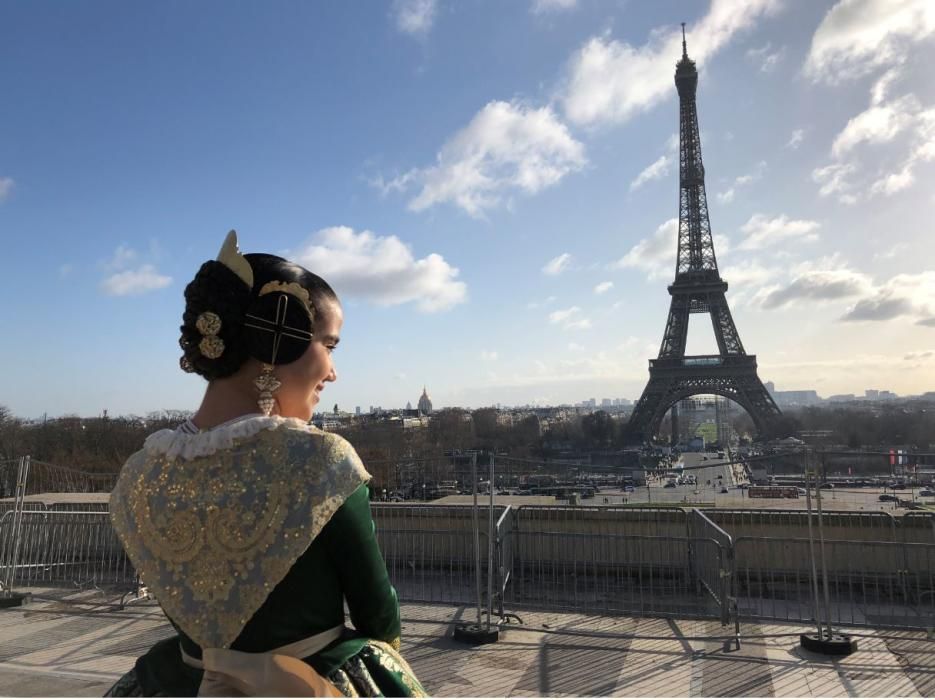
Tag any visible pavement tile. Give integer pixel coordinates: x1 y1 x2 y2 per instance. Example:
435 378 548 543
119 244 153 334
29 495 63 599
1 590 933 697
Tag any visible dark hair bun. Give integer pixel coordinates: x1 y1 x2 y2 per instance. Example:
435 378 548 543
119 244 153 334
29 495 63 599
178 261 252 380
178 248 339 381
244 293 314 366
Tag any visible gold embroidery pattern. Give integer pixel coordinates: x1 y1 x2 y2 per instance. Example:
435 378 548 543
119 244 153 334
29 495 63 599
367 640 428 697
110 425 369 650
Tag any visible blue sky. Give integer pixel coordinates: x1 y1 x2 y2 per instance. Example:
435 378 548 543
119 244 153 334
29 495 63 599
2 0 934 418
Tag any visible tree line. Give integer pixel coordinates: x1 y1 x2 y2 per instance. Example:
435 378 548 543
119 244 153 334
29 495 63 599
1 401 931 482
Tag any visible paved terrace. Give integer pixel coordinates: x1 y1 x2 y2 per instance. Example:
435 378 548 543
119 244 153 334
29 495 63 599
1 589 932 697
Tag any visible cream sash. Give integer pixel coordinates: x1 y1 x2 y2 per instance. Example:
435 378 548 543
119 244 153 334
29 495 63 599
181 624 345 697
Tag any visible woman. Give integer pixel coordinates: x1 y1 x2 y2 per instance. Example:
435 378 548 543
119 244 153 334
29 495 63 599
106 231 426 697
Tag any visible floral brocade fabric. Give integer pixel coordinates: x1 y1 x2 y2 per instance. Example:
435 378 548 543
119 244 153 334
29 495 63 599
110 419 369 650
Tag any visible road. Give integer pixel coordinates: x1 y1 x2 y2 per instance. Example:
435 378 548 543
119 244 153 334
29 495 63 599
589 451 934 511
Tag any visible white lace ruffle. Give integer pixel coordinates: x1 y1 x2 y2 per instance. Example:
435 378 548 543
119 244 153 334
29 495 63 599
143 414 311 460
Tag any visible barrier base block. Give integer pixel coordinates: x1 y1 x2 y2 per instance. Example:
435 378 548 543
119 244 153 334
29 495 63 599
800 632 857 656
0 592 32 609
453 623 499 645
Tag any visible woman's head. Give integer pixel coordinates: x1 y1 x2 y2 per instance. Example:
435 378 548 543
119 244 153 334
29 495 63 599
179 232 342 420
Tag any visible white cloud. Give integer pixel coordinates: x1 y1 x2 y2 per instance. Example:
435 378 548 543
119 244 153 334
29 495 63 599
0 177 14 201
831 94 919 157
101 264 172 297
816 91 935 202
103 244 138 270
760 262 873 310
594 281 613 294
870 68 901 106
812 162 858 202
629 154 671 191
841 270 935 322
99 244 172 297
527 295 557 309
716 161 766 203
392 0 437 36
738 213 820 250
630 136 679 191
720 260 781 307
532 0 577 13
567 342 585 352
542 253 572 275
786 128 805 149
874 243 909 260
392 101 586 217
565 318 592 330
291 226 467 312
717 188 736 204
804 0 935 83
613 218 678 280
869 164 915 195
548 305 591 330
480 350 499 361
548 306 580 324
745 42 786 72
559 0 780 127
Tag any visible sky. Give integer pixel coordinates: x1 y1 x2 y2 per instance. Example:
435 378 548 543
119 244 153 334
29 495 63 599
1 0 934 419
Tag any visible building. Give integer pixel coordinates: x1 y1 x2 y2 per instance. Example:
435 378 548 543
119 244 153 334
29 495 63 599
417 386 433 415
772 390 822 406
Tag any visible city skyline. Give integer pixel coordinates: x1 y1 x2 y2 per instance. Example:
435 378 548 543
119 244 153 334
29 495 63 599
2 0 934 419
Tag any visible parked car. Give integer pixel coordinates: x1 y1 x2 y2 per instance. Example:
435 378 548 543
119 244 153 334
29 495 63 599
878 494 897 502
819 483 834 490
720 487 729 494
919 489 935 497
664 481 677 488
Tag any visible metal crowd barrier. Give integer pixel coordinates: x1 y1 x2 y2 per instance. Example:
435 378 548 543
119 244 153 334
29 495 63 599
372 503 505 607
3 452 934 637
514 504 689 539
900 511 935 544
503 530 726 620
704 508 899 542
734 536 935 630
689 509 734 624
494 505 514 617
8 509 137 589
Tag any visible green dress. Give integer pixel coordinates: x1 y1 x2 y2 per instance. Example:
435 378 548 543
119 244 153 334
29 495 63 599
106 415 426 697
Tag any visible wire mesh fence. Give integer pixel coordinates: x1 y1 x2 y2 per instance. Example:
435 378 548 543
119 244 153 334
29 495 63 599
7 510 136 589
2 449 934 635
372 503 505 606
688 509 734 624
734 537 935 630
504 531 725 620
704 508 899 542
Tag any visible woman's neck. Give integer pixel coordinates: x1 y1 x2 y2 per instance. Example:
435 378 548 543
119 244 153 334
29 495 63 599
192 379 263 430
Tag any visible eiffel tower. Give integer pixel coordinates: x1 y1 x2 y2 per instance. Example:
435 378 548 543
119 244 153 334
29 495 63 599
626 26 781 444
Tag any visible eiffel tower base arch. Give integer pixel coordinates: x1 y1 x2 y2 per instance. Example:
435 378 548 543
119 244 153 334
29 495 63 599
626 358 781 444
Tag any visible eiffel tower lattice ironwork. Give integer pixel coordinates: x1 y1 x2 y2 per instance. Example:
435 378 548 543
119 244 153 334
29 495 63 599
626 26 781 444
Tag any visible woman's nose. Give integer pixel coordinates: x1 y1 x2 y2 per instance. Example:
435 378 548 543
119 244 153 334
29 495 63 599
326 366 337 383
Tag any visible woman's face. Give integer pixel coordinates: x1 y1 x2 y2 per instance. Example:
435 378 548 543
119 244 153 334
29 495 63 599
275 299 343 422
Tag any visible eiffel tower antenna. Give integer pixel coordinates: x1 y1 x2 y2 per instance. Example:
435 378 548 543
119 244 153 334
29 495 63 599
625 30 782 444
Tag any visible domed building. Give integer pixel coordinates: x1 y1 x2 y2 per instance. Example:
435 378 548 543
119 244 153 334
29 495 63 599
417 386 433 415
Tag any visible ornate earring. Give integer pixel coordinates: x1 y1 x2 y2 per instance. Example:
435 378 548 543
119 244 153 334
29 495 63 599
254 363 281 416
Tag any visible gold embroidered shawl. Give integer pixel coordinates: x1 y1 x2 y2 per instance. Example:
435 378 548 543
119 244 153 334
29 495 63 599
110 420 369 650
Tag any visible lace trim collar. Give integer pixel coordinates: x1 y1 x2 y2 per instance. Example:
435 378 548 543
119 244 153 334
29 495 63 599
144 414 311 460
